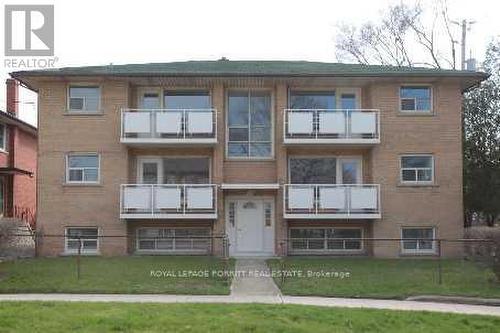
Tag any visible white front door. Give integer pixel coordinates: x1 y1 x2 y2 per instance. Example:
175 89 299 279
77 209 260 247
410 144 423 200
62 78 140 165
226 198 274 257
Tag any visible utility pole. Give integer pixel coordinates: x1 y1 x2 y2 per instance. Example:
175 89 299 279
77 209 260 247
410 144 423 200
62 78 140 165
452 19 476 70
460 19 467 70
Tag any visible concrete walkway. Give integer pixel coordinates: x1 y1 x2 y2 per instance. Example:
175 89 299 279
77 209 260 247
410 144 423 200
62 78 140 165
230 259 281 297
1 294 499 316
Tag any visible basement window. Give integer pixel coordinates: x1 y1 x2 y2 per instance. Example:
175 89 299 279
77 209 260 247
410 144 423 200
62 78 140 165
401 227 436 254
65 227 99 254
289 228 362 252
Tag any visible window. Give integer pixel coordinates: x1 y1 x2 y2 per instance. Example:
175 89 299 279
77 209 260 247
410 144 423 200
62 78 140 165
228 202 236 227
0 123 7 151
289 90 358 109
264 202 272 227
141 92 161 109
290 91 336 109
164 91 210 109
340 93 357 109
290 228 362 251
66 154 100 183
401 155 434 183
162 158 209 184
400 86 431 112
138 157 210 184
290 158 337 184
68 86 100 112
65 227 99 253
227 91 272 158
136 228 210 252
401 227 436 254
289 157 361 184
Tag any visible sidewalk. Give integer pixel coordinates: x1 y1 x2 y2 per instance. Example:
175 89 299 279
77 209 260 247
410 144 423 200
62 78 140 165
1 293 499 316
230 259 281 297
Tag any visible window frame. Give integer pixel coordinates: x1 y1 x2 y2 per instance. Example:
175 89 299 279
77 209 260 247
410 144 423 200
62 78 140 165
226 89 274 160
289 227 364 252
287 87 361 109
287 155 363 184
136 88 214 109
136 155 212 184
400 227 437 255
400 154 435 184
64 227 99 254
135 227 212 252
137 87 162 109
65 153 101 185
399 85 433 113
67 85 102 113
0 123 7 152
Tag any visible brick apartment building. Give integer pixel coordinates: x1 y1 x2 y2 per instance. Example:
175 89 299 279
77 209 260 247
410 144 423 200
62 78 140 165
11 60 486 257
0 79 37 226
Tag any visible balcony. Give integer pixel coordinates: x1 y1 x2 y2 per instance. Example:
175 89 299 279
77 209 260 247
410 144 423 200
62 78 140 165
120 184 217 219
120 109 217 145
284 184 381 219
283 109 380 145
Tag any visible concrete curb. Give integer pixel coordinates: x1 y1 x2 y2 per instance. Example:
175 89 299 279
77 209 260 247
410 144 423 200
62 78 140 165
405 295 500 306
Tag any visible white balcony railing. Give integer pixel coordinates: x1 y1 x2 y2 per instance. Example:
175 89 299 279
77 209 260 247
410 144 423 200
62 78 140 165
121 109 217 144
284 109 380 144
284 184 381 219
120 184 217 219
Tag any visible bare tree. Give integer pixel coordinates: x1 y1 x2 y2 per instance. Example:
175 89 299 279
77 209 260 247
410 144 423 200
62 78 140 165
335 1 457 68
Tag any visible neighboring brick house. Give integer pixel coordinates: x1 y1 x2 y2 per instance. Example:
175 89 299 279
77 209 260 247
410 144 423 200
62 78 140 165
0 79 37 227
11 61 486 257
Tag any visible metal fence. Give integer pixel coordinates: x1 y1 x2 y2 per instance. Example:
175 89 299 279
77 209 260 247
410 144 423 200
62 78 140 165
0 233 498 296
272 237 498 287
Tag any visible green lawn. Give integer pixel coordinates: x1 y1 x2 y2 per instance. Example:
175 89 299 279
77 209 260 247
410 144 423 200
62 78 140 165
0 302 499 333
0 257 233 294
268 258 500 299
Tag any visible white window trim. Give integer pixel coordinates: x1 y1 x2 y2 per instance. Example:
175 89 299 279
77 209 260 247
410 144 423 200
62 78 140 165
399 85 433 113
67 84 102 113
0 123 7 152
65 153 101 184
135 227 212 253
64 227 100 255
226 89 275 160
287 155 363 184
400 227 437 255
289 227 364 252
400 154 435 184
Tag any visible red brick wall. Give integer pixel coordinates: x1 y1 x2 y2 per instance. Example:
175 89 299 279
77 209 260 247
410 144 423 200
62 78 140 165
0 151 8 167
13 128 37 215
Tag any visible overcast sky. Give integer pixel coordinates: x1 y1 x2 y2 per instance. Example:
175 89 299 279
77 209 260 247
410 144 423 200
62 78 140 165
1 0 499 126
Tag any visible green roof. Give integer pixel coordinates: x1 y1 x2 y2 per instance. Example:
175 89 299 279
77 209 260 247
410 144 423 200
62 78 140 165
11 60 488 78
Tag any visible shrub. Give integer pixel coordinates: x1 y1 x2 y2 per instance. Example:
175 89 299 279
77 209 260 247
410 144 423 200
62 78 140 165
464 227 500 282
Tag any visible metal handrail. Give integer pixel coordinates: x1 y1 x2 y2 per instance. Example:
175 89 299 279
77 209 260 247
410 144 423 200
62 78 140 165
121 108 217 139
283 108 380 140
120 184 217 215
284 183 381 216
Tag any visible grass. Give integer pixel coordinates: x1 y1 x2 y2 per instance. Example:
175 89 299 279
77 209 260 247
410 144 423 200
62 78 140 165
267 258 500 299
0 256 233 294
0 302 499 333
